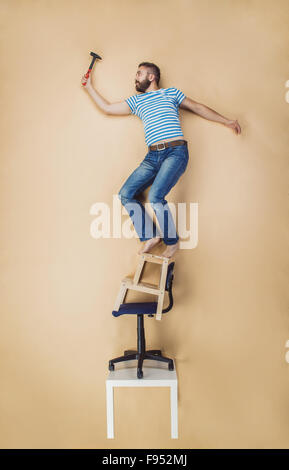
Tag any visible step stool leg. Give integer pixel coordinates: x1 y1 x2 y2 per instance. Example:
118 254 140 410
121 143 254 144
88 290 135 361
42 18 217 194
156 259 169 321
113 281 128 311
133 255 145 285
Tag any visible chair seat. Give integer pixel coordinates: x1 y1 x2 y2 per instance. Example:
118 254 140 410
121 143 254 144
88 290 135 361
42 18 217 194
112 302 158 317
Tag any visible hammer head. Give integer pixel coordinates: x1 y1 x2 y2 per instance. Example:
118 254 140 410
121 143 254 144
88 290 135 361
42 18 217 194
90 52 102 60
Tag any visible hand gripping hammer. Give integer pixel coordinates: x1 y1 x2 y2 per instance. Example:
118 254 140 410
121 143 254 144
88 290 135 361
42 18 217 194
82 51 102 86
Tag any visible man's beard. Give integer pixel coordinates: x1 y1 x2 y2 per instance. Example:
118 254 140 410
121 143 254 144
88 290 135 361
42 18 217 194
135 78 151 93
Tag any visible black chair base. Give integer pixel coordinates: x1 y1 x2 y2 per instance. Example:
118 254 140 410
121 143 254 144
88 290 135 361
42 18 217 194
109 314 174 379
109 349 174 379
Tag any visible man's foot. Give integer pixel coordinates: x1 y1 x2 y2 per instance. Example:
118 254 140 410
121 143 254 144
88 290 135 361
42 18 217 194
161 240 180 258
138 236 161 255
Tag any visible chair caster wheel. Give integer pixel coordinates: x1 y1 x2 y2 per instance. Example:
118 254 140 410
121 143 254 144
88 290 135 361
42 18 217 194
124 350 136 356
168 361 174 371
109 361 115 371
137 369 143 379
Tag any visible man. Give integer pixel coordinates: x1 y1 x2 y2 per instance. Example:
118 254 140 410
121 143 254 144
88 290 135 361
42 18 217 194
82 62 241 258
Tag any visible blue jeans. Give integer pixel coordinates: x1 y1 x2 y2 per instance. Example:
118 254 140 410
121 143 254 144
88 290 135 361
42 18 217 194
118 141 189 245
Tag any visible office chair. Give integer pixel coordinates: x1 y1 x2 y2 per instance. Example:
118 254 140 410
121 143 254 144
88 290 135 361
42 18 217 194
108 261 175 379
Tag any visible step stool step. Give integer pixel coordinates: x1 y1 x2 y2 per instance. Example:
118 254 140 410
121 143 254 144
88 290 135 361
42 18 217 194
140 252 169 265
122 277 163 295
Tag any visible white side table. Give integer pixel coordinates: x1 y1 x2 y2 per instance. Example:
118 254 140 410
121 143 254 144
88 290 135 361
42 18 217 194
106 359 178 439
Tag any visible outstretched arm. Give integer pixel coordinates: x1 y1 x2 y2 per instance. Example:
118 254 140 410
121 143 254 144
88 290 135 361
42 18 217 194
81 74 131 115
180 97 241 135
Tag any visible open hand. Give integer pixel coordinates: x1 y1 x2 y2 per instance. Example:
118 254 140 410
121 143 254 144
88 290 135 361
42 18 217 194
226 119 241 135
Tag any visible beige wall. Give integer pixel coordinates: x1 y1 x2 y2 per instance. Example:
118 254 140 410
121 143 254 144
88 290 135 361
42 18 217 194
1 0 289 448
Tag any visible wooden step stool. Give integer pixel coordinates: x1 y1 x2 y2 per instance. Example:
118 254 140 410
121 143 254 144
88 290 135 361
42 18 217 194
113 253 170 321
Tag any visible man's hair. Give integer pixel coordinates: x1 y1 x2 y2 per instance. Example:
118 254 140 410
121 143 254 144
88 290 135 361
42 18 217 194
138 62 161 86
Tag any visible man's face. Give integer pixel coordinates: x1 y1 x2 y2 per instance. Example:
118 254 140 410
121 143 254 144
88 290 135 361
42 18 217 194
135 67 154 93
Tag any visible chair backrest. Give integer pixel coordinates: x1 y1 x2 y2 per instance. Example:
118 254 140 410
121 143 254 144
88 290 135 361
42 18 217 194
161 261 175 314
165 261 175 291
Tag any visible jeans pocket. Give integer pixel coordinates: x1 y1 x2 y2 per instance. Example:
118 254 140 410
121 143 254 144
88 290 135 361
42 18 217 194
172 143 188 156
144 150 156 161
178 150 189 173
173 146 188 167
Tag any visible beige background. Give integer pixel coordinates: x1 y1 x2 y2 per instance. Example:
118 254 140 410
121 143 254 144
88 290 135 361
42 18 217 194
0 0 289 449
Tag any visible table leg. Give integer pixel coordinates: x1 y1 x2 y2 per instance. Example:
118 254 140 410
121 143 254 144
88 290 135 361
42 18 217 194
170 383 178 439
106 383 114 439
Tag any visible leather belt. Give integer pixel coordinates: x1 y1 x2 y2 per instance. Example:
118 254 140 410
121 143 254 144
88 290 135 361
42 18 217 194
149 139 187 151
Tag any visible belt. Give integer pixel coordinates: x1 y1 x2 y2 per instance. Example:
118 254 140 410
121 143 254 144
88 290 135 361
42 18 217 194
149 139 187 151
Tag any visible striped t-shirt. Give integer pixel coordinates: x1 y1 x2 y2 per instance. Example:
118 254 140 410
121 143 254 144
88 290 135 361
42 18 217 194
125 87 186 146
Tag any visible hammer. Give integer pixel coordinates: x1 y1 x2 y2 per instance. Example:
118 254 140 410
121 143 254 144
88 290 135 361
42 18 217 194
82 51 102 86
